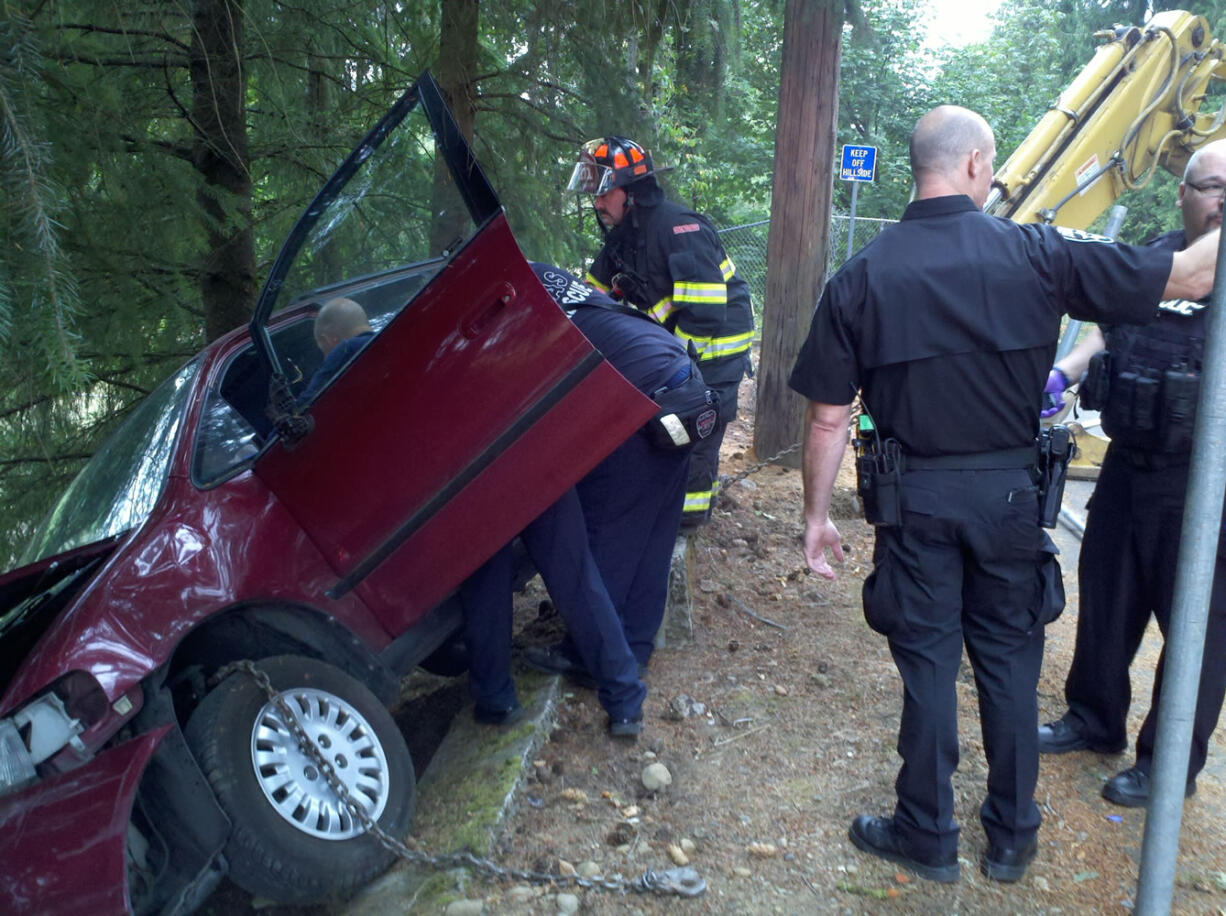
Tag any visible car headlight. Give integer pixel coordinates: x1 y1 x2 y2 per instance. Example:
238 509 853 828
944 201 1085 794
0 678 99 797
0 717 37 794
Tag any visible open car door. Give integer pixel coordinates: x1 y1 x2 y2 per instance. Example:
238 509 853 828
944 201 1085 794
248 73 655 631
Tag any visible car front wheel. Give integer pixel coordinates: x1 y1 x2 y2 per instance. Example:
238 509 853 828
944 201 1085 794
184 654 415 904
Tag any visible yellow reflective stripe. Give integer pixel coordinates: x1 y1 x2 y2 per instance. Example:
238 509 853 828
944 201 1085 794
675 328 754 359
585 273 610 292
673 281 727 305
720 257 736 281
684 490 712 512
648 297 677 322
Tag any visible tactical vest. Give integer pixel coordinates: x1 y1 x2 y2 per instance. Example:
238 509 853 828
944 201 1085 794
1081 308 1205 453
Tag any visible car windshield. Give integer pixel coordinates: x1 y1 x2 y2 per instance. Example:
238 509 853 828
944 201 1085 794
20 360 199 566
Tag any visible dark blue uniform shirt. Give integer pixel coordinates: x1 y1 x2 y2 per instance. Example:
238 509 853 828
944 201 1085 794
530 263 690 394
298 330 374 404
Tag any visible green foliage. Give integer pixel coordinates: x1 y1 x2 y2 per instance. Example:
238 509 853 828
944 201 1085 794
0 10 83 388
5 0 1225 565
834 0 930 219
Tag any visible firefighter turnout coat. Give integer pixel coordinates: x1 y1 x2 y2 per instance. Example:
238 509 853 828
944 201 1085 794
585 184 754 388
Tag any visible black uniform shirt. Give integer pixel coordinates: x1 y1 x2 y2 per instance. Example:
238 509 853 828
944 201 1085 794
789 195 1171 455
530 262 690 394
1104 230 1207 338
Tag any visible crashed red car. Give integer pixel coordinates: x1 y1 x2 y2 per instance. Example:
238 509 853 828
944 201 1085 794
0 73 653 914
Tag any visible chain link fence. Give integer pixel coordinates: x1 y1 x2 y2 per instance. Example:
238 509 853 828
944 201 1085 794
717 214 897 320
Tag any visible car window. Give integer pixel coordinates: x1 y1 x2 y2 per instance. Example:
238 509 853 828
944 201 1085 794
265 102 476 380
274 107 475 314
193 391 262 484
20 360 200 565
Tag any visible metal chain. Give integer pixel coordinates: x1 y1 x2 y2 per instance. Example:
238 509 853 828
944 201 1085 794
718 440 801 490
212 660 705 898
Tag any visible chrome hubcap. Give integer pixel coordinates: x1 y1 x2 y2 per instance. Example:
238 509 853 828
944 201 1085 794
249 687 390 840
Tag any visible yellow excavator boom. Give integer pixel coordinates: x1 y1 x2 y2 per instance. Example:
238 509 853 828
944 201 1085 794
986 9 1226 228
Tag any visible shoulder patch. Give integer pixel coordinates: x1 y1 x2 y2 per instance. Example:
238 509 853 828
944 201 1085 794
536 266 599 306
1054 226 1114 244
1157 298 1207 316
673 222 701 234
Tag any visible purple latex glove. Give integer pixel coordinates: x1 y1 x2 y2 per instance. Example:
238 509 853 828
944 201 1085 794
1040 368 1070 418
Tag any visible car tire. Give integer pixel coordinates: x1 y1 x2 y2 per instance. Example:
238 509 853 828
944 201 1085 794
184 655 415 904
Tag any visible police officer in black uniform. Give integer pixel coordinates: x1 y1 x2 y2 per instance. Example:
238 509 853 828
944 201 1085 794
522 263 709 675
789 106 1219 884
567 137 753 528
1038 138 1226 807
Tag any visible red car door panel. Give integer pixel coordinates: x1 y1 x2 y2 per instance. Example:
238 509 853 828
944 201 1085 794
255 215 655 630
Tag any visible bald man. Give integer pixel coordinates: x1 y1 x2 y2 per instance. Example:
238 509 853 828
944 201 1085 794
1038 138 1226 808
788 105 1219 884
299 297 375 402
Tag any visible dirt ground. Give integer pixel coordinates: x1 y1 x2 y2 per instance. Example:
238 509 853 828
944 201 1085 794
456 373 1226 915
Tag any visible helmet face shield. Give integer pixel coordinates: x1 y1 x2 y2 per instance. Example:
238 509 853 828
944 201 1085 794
567 137 652 195
566 157 615 195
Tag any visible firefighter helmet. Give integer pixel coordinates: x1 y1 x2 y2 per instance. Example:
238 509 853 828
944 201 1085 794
566 136 655 195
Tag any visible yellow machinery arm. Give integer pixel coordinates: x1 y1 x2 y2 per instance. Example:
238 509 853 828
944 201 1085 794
986 9 1226 228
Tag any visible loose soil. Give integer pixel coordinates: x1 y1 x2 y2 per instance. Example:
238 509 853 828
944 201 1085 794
466 373 1226 915
206 373 1226 916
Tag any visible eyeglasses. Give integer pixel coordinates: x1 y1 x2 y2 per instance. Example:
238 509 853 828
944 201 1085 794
1186 180 1226 200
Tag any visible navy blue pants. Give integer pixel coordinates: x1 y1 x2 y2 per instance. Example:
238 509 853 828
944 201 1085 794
1065 447 1226 780
866 467 1057 860
461 488 645 720
574 431 690 666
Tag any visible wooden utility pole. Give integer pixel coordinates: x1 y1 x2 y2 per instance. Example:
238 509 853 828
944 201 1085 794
754 0 842 465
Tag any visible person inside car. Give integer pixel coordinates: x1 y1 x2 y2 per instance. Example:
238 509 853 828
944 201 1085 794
298 297 374 402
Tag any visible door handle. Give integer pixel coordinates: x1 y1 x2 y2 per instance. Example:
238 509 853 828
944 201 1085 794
462 282 516 339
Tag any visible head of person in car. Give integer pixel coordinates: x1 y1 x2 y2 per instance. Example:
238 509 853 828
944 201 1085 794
313 297 372 356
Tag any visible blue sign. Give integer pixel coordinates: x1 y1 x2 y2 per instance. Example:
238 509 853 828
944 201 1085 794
840 145 877 182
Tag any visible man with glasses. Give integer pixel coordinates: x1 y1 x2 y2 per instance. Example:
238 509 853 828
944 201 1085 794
791 105 1219 885
1038 139 1226 807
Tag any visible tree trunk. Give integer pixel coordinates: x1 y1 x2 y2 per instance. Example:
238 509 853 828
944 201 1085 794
432 0 479 254
191 0 256 342
754 0 842 466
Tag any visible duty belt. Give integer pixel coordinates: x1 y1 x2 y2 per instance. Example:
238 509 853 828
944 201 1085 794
904 446 1037 471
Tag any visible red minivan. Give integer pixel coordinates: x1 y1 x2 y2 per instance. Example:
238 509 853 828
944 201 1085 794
0 73 653 914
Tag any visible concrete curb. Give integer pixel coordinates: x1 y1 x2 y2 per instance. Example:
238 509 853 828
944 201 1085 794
342 671 561 915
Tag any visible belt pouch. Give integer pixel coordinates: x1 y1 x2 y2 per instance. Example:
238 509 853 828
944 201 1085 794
856 450 901 526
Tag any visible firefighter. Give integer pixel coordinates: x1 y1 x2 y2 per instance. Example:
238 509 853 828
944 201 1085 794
567 136 754 529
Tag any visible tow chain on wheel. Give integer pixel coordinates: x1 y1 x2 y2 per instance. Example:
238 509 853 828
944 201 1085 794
212 660 706 899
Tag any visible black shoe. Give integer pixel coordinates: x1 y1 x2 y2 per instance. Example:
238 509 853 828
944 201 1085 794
473 702 524 726
1037 715 1125 755
980 839 1038 882
1101 766 1196 808
608 715 643 739
848 815 959 883
521 645 597 688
